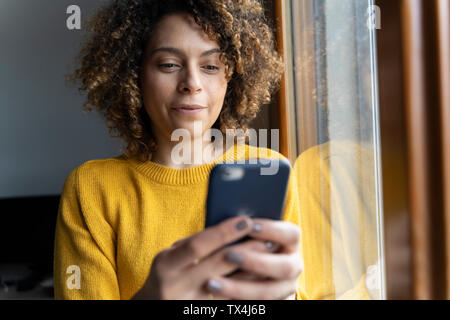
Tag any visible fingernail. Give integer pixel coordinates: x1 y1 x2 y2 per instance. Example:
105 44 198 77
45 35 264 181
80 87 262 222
265 241 280 251
207 279 222 292
226 251 244 265
265 241 275 249
235 219 248 231
252 223 262 233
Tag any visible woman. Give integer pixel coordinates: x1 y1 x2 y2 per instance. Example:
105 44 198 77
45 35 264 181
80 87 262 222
54 0 305 300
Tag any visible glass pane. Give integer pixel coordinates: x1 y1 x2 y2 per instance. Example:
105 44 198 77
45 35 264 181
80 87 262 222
288 0 386 299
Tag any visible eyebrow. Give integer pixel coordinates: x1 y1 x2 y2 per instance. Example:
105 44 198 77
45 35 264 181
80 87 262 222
149 47 222 58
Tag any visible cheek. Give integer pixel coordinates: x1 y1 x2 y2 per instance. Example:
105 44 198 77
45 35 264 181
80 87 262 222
141 75 170 127
208 79 228 108
142 72 173 108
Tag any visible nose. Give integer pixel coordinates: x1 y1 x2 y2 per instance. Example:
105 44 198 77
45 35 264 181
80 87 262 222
177 66 202 94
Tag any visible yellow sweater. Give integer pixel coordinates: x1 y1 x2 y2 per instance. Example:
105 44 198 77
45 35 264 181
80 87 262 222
53 143 306 300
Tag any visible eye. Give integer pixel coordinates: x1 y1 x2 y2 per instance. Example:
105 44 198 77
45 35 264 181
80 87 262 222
203 65 220 72
159 63 179 70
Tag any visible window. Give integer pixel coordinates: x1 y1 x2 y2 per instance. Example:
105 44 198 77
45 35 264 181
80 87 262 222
280 0 385 299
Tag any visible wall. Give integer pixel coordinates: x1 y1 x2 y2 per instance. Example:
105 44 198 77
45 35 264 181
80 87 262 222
0 0 122 199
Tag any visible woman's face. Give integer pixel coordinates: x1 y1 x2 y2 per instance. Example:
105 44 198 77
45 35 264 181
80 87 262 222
141 13 228 143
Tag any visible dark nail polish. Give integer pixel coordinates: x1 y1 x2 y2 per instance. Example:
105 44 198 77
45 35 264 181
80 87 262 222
207 279 222 292
226 251 244 265
265 241 274 249
252 223 262 233
265 241 279 251
235 219 248 231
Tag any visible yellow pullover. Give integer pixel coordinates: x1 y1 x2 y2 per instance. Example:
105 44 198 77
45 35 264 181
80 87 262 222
53 143 306 300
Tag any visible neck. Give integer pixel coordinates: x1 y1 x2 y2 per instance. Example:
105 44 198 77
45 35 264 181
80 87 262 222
150 135 228 169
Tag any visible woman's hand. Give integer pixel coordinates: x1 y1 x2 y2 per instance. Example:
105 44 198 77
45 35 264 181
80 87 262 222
132 217 303 300
205 219 303 300
133 216 274 300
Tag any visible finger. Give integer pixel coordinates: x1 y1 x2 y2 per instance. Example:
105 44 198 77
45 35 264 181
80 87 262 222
250 219 301 253
228 271 266 281
170 236 189 249
189 239 275 281
206 277 298 300
164 216 254 270
169 239 277 296
223 250 304 280
198 289 231 301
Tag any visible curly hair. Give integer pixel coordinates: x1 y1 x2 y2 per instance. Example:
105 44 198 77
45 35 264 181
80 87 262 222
70 0 284 162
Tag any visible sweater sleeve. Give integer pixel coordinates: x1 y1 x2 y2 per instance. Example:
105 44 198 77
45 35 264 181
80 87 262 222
53 166 120 300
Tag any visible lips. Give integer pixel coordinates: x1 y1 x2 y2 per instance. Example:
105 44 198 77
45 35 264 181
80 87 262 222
171 104 206 115
171 104 206 110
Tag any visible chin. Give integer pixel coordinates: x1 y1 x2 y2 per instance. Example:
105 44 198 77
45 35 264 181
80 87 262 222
171 120 211 140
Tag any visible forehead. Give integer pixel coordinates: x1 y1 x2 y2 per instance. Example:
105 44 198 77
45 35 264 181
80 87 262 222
147 13 219 53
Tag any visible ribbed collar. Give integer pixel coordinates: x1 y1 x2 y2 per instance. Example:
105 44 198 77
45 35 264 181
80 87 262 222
128 143 247 185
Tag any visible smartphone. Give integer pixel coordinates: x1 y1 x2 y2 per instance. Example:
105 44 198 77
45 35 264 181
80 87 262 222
205 159 291 231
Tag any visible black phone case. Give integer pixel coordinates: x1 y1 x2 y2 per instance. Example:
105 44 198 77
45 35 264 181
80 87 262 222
205 159 291 229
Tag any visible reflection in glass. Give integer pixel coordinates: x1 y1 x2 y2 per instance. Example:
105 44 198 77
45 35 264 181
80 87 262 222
288 0 385 299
